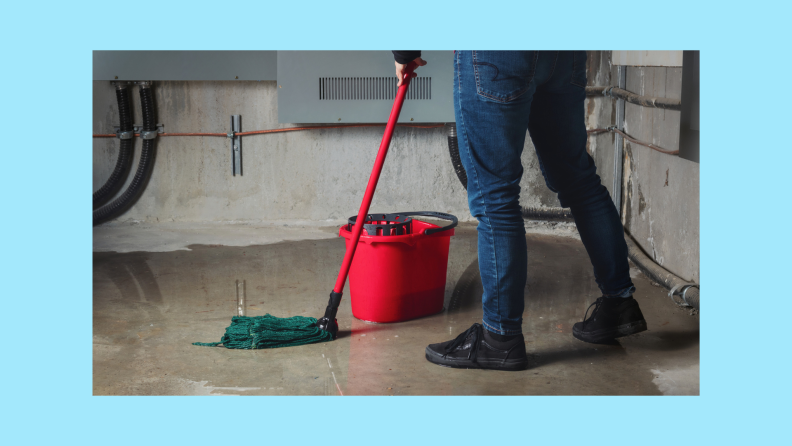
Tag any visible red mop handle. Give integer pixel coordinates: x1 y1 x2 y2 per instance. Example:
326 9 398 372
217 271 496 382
332 61 417 293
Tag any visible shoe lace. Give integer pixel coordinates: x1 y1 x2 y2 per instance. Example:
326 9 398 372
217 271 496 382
582 297 605 327
444 323 483 362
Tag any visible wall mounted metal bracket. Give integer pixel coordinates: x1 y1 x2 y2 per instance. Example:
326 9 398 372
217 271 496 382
229 115 242 176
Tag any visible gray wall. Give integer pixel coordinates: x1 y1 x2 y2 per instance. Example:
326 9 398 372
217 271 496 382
619 66 700 283
92 52 698 284
573 53 699 283
93 80 468 223
93 63 602 223
92 53 615 223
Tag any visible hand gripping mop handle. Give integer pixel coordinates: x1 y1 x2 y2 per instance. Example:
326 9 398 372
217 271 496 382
317 62 418 338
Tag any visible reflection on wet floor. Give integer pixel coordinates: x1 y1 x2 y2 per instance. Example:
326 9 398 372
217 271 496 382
93 224 699 395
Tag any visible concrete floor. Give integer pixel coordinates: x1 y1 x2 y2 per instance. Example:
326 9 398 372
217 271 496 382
93 222 699 395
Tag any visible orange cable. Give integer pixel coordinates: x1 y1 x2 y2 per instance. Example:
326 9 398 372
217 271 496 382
92 123 445 138
94 124 679 156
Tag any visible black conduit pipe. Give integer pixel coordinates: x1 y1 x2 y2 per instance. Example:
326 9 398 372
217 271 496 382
93 83 157 226
446 123 468 189
522 207 573 220
445 123 699 310
446 124 575 219
93 83 134 209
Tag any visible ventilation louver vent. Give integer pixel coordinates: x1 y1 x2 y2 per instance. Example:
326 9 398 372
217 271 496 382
319 77 431 100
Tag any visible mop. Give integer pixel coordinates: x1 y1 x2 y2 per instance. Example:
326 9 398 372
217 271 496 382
194 62 418 349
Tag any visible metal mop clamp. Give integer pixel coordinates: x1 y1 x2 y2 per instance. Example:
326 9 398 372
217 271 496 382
316 61 419 339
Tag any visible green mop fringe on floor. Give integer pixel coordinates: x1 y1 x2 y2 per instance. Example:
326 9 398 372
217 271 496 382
193 314 333 349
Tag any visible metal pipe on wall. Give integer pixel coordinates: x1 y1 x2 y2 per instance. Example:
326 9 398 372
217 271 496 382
612 66 626 215
585 85 681 111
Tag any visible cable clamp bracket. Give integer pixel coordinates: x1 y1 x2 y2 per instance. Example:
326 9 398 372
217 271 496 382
113 123 164 139
668 283 699 307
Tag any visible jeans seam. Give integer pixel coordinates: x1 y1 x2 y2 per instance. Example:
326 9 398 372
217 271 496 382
458 51 502 323
604 285 636 298
571 51 587 88
477 89 531 103
483 320 522 335
537 51 558 88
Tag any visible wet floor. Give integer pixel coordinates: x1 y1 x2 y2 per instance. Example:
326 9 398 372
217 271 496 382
93 223 699 395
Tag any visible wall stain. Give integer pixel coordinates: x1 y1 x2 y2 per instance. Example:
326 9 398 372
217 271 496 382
638 184 647 216
622 143 634 228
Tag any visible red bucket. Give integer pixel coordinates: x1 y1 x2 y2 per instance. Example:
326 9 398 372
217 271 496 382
339 212 457 323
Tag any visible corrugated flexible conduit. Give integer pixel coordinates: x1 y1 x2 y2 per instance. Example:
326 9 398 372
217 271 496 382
93 83 134 209
94 83 158 226
445 123 699 310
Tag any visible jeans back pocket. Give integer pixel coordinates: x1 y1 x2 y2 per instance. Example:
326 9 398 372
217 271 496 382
473 51 538 103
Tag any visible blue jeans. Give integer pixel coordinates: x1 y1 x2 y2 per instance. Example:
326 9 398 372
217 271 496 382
454 51 635 335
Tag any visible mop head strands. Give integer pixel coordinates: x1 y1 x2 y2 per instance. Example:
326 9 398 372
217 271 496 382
193 314 333 349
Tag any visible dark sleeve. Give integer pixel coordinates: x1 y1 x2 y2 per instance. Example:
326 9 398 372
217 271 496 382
392 51 422 64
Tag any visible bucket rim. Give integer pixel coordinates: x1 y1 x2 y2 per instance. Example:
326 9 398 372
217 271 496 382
338 219 455 244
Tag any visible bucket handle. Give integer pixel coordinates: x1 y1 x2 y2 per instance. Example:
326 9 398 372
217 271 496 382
398 211 458 235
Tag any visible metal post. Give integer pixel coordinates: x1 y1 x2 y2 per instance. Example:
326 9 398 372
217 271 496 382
612 66 626 214
236 279 246 317
231 115 242 176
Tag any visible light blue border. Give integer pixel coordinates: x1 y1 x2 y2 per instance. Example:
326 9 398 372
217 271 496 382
2 0 788 444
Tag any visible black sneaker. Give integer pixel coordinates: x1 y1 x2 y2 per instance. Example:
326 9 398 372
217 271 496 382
425 323 529 371
573 296 648 343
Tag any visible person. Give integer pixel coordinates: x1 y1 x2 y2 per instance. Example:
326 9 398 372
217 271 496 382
392 50 647 371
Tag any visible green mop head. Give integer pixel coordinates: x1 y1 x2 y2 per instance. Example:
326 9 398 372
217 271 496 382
193 314 333 349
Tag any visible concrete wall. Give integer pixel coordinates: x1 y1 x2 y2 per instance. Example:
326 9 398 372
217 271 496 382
92 51 698 280
620 66 700 283
92 53 613 224
611 51 683 67
581 53 699 283
92 81 469 223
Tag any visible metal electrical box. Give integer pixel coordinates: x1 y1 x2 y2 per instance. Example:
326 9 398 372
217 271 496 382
277 51 454 123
